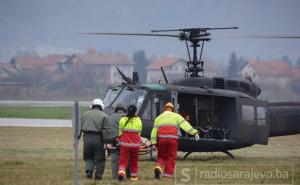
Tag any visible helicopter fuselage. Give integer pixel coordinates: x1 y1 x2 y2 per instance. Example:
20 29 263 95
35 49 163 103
103 76 300 153
88 27 300 154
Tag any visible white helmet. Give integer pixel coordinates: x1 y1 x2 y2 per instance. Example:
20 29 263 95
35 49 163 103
92 98 105 109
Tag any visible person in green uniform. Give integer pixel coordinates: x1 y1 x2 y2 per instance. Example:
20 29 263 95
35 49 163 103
78 98 112 180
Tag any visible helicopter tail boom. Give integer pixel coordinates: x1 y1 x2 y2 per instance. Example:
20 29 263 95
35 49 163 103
268 102 300 137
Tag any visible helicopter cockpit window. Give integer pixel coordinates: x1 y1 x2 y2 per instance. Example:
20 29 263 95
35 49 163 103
103 86 122 106
257 106 266 126
242 105 255 123
142 101 151 120
111 87 147 113
153 95 164 118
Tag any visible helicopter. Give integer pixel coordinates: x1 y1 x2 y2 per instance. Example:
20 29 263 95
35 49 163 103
82 27 300 159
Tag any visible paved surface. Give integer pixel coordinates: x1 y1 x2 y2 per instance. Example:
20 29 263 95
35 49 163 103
0 118 72 127
0 101 85 127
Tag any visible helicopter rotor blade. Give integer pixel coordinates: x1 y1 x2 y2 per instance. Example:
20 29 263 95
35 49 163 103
207 34 300 39
79 32 181 38
152 27 238 32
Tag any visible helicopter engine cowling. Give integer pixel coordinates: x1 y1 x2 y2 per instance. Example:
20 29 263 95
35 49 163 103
173 77 261 97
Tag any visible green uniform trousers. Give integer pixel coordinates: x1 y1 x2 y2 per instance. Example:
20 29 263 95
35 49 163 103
83 133 105 177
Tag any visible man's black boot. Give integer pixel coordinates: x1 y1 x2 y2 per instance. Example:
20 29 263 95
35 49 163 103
86 171 93 179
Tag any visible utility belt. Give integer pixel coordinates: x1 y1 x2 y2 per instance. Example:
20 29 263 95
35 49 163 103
83 131 103 138
83 130 102 134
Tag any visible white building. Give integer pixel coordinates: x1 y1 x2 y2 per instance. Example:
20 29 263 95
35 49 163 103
64 52 134 85
146 57 186 83
239 60 293 89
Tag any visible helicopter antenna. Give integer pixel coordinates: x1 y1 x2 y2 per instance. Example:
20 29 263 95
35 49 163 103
160 67 169 84
115 66 132 84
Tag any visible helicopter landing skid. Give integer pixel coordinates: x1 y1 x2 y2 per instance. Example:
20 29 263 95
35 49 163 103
183 152 193 159
222 150 235 160
182 151 235 160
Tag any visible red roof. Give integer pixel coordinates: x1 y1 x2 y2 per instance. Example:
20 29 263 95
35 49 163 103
0 63 13 69
0 63 16 73
76 53 134 65
13 55 67 69
146 57 182 70
39 55 67 65
0 63 17 80
248 60 293 77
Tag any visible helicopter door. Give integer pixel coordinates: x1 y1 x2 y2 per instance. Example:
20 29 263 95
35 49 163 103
236 97 269 145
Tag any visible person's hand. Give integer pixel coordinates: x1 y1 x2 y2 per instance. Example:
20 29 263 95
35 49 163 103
145 141 152 148
152 145 157 151
105 144 113 150
194 133 200 141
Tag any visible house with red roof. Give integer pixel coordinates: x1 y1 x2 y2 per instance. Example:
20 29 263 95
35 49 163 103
239 60 295 89
10 55 67 73
63 52 134 84
146 57 186 83
0 63 18 80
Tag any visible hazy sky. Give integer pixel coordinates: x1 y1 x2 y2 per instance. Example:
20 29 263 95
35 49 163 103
1 0 300 62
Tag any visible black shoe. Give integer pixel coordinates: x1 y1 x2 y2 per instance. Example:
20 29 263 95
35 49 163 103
86 171 93 179
95 175 102 181
155 168 161 180
118 174 124 182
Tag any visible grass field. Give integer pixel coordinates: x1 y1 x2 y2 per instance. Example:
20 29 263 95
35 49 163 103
0 106 89 119
0 127 299 185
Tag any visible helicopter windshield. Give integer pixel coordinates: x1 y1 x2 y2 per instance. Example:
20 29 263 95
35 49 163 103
103 86 122 107
111 87 147 113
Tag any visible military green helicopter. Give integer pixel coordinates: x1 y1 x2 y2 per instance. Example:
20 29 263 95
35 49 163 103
83 27 300 159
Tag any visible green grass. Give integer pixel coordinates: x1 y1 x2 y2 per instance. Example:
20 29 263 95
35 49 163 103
0 106 89 119
0 127 299 185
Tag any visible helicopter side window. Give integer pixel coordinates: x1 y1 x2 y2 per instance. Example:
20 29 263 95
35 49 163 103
257 106 266 126
242 105 255 124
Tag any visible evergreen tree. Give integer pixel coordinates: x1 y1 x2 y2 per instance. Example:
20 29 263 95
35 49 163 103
227 52 239 77
132 50 148 83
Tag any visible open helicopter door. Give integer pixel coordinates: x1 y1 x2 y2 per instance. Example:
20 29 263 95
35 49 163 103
235 97 269 145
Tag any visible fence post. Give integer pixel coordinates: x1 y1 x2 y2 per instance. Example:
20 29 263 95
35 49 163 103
72 101 80 185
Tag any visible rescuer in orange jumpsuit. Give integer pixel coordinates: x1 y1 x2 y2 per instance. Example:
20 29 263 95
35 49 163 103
151 102 200 179
118 105 142 182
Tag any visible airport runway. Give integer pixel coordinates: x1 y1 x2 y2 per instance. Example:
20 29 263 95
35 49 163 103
0 118 72 127
0 101 88 127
